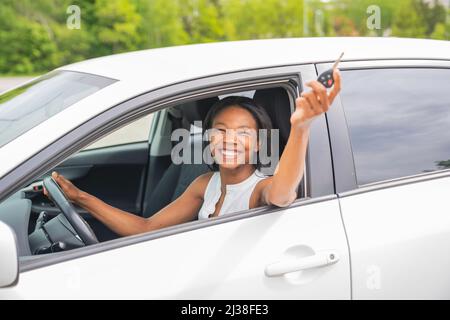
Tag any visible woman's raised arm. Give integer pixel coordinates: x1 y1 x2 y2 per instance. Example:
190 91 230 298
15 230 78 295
260 69 342 207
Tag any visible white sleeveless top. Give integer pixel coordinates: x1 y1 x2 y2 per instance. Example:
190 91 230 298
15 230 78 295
198 170 268 220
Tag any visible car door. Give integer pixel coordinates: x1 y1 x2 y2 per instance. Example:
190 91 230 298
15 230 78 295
320 60 450 299
0 65 351 299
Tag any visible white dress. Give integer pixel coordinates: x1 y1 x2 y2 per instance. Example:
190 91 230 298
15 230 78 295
197 170 268 220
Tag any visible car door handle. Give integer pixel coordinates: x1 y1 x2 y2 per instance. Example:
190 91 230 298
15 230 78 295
265 250 339 277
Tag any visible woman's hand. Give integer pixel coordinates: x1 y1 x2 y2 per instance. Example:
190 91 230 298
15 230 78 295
290 69 342 130
43 171 84 204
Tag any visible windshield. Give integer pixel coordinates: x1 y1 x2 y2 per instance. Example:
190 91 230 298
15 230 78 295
0 71 116 148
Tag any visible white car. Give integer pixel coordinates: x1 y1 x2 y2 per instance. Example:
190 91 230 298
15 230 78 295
0 37 449 299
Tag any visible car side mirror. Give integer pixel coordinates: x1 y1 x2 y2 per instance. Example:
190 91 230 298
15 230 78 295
0 221 19 287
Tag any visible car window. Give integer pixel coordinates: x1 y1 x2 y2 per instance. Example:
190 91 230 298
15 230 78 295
84 114 154 150
340 68 450 186
0 71 116 149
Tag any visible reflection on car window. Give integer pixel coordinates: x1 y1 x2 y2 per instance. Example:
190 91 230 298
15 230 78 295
84 114 154 150
0 71 116 148
341 68 450 185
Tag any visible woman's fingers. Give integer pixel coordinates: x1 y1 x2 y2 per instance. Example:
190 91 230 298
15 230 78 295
52 171 63 187
52 171 70 191
296 97 314 116
302 91 322 113
51 171 59 181
305 80 329 110
328 68 342 105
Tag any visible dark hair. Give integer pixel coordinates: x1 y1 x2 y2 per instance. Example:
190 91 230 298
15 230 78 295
203 96 273 171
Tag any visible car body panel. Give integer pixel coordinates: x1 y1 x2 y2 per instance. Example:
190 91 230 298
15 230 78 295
60 37 450 83
339 173 450 299
0 197 350 299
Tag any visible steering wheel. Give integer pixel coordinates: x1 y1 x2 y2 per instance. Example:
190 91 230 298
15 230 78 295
43 177 98 245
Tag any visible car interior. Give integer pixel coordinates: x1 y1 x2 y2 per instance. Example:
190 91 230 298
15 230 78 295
0 85 298 257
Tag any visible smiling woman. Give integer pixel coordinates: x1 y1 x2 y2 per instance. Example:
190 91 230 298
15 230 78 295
0 71 116 149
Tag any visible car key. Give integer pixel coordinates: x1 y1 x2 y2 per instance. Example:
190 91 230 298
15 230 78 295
317 52 344 88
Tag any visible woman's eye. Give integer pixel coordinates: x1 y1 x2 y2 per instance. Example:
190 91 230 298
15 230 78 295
237 130 252 137
209 128 225 137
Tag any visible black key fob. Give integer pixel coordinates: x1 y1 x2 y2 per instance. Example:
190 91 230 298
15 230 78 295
318 69 335 88
317 52 344 88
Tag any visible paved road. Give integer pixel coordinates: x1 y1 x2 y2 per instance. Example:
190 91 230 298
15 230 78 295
0 77 35 93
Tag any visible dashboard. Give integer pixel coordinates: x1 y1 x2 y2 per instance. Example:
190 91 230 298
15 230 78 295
0 186 85 257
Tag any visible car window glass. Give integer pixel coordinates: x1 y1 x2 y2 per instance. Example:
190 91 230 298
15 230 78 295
84 114 154 150
340 68 450 185
0 71 116 148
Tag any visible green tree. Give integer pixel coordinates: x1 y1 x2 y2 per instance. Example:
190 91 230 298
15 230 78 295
0 0 448 75
0 1 59 74
392 0 427 38
430 22 447 39
418 0 447 36
222 0 303 40
135 0 188 48
178 0 225 43
93 0 143 54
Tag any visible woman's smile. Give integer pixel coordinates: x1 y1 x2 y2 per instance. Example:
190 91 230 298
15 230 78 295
215 146 245 163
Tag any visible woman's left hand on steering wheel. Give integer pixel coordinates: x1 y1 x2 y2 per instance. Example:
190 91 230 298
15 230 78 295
44 171 84 204
43 173 98 245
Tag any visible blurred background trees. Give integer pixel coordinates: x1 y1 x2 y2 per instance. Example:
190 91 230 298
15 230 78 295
0 0 448 75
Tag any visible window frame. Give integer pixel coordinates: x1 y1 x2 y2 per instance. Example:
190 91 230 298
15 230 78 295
0 64 334 272
317 59 450 194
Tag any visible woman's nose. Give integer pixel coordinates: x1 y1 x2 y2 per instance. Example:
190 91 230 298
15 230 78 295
224 129 239 142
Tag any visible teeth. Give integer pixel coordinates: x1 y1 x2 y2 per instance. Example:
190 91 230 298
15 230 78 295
222 150 237 157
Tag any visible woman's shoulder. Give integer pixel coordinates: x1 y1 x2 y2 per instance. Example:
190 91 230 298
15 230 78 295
254 175 272 189
189 171 215 200
196 171 215 185
250 175 273 208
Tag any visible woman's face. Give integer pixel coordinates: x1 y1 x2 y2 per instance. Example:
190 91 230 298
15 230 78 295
209 106 259 170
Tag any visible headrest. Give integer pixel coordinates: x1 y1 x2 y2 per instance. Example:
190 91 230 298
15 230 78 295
253 87 291 144
168 96 219 129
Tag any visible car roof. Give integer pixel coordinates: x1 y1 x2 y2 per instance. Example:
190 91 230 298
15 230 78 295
60 37 450 83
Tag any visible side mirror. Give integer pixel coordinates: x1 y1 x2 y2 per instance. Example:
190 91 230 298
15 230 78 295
0 221 19 287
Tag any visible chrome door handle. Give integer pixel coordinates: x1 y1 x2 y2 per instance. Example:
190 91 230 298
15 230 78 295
265 250 339 277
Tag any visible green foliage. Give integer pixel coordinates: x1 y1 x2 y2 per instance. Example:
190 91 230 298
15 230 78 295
431 22 447 40
222 0 303 39
135 0 188 48
437 159 450 169
93 0 142 54
392 0 427 38
0 0 448 75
